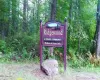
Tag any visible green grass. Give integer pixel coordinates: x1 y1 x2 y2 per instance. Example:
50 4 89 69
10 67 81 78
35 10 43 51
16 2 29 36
0 56 40 65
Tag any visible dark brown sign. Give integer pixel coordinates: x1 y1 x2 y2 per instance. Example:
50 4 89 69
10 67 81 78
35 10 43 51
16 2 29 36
39 21 67 71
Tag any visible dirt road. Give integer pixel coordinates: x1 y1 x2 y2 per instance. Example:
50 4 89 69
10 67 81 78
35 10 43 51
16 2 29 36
0 62 100 80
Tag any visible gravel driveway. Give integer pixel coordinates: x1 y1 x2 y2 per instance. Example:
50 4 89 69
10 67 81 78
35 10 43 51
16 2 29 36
0 62 100 80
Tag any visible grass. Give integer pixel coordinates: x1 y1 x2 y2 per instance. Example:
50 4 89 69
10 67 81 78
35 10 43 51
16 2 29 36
76 67 100 73
0 55 39 63
0 54 100 74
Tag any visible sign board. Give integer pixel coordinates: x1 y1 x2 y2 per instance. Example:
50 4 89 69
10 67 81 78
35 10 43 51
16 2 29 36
42 22 64 47
39 20 67 71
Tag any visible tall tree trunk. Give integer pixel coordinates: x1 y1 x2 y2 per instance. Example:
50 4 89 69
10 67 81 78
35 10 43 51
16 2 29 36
8 0 11 36
12 0 17 33
37 0 39 21
2 16 5 40
23 0 28 32
17 0 20 32
96 0 100 59
50 0 57 20
68 0 73 54
76 0 81 53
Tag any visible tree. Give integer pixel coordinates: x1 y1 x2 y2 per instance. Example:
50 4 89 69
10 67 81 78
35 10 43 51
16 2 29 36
0 0 98 61
23 0 28 32
0 0 9 39
50 0 57 20
96 0 100 59
12 0 19 34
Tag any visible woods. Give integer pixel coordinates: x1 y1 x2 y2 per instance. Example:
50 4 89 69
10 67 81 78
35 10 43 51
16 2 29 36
0 0 100 67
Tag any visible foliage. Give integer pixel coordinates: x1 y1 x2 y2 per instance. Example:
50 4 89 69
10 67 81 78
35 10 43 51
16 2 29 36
0 40 6 53
0 0 99 68
68 51 100 68
0 33 39 60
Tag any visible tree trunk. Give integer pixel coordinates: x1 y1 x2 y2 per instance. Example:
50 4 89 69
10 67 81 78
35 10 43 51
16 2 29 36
8 0 11 36
68 0 73 54
37 0 40 21
96 0 100 58
50 0 57 20
12 0 17 32
2 16 5 40
23 0 28 32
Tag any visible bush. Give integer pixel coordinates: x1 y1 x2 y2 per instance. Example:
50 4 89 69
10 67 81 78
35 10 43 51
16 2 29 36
0 32 40 60
0 40 6 53
8 33 38 51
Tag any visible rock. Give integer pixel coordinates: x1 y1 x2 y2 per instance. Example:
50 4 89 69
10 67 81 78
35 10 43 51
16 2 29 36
41 59 59 76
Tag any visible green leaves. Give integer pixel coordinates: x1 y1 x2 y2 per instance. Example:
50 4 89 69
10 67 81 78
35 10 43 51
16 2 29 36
0 0 99 64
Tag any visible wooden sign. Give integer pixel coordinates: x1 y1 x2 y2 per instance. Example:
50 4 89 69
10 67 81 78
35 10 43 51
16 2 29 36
39 20 67 71
42 24 64 47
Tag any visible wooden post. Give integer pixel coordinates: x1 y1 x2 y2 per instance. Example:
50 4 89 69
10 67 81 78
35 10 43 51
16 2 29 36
40 20 43 69
64 19 67 71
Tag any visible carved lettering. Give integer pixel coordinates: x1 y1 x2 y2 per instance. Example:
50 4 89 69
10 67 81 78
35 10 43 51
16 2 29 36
44 29 63 36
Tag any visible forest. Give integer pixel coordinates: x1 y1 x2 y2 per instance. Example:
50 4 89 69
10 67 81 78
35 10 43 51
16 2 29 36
0 0 100 68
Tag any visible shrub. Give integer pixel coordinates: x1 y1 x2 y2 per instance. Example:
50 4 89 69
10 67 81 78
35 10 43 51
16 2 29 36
1 32 40 60
0 40 6 53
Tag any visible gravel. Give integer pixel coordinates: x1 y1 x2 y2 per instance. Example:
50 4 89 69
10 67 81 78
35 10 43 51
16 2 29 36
0 63 100 80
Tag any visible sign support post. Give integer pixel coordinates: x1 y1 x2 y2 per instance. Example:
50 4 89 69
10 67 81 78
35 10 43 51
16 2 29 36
40 20 43 69
64 19 67 70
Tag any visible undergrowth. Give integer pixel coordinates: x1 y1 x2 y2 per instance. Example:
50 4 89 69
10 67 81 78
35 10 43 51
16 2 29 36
0 33 100 69
68 52 100 69
0 32 40 62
